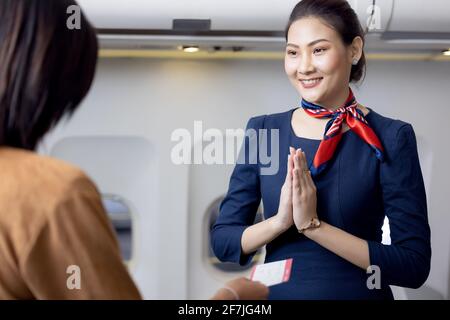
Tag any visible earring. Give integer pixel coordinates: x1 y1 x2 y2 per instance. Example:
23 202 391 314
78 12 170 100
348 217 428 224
352 59 359 66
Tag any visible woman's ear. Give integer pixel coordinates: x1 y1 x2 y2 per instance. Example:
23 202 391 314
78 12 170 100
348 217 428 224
348 36 363 64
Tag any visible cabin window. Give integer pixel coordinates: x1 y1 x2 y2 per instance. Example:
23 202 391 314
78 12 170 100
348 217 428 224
102 194 134 262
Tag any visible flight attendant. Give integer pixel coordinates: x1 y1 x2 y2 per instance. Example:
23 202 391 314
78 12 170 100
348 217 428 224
212 0 431 299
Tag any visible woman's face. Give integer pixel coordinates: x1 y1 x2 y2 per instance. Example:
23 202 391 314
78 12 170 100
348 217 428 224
285 16 361 109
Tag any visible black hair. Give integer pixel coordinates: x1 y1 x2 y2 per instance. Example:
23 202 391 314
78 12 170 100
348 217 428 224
0 0 98 150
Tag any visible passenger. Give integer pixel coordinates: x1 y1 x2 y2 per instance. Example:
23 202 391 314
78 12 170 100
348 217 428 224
0 0 268 300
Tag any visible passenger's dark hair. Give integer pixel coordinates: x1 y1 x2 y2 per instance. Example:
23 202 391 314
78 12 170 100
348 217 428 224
285 0 366 83
0 0 98 150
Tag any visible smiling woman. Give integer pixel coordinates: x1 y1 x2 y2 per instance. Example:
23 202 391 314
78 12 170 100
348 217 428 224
284 4 365 109
211 0 431 300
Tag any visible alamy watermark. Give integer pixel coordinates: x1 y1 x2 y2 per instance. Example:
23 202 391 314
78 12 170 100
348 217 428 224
366 265 381 290
66 5 81 30
366 4 382 31
66 265 81 290
171 121 280 176
65 3 383 31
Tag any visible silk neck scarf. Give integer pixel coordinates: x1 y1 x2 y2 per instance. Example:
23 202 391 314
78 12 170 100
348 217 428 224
300 88 384 176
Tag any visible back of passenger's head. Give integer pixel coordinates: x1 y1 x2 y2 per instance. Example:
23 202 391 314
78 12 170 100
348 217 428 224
0 0 98 150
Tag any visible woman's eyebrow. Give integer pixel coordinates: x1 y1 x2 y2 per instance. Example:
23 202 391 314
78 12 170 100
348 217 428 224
286 39 330 48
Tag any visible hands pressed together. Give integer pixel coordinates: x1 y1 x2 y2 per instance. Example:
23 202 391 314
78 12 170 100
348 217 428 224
212 148 320 301
274 147 319 233
215 148 321 301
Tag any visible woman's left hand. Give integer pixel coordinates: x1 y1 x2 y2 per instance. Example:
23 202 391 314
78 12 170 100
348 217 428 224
292 148 318 231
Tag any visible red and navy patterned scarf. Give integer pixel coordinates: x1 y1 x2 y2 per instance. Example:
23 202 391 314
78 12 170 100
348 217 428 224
301 88 384 176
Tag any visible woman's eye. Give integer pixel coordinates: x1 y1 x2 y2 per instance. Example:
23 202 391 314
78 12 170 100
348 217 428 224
313 48 326 54
287 50 297 56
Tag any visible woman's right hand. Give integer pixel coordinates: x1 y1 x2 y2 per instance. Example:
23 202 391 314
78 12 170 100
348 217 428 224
211 277 269 300
272 147 295 232
240 148 295 254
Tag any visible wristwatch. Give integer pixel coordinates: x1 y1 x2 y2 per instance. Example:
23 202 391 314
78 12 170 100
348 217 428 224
298 217 321 234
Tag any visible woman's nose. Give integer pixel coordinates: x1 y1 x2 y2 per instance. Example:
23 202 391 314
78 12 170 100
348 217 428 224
297 56 315 75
